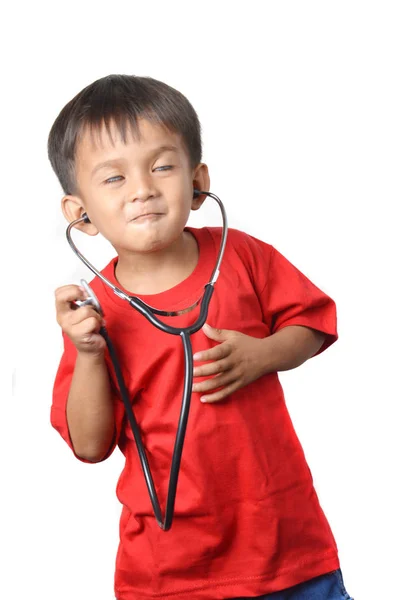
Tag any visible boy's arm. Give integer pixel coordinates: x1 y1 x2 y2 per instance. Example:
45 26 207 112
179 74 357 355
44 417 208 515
53 285 116 462
66 351 115 462
254 325 326 373
192 236 337 404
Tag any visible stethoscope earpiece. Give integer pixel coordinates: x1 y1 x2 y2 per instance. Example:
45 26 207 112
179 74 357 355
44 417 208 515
193 188 201 199
82 212 91 223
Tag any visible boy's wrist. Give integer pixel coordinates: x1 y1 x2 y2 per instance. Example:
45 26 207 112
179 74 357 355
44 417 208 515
257 336 277 376
76 349 106 366
257 326 324 375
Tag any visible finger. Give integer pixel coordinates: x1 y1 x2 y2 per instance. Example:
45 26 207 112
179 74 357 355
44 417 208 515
193 371 236 394
193 357 231 378
73 316 103 338
68 305 103 326
193 341 231 363
55 285 86 315
55 284 86 301
202 323 231 342
59 305 101 330
200 381 240 404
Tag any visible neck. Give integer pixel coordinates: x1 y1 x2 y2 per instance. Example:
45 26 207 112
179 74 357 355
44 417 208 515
115 231 198 295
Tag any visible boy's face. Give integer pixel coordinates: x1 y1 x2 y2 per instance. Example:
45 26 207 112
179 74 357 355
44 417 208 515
63 119 208 255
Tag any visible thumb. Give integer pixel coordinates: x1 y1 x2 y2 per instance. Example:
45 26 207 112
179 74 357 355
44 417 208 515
202 323 230 342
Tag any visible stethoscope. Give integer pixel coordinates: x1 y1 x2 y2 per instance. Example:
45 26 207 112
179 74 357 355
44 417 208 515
66 189 228 531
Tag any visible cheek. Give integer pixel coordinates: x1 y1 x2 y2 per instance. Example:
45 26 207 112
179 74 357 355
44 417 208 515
84 205 122 240
167 182 194 219
85 192 119 218
171 200 192 225
168 169 193 198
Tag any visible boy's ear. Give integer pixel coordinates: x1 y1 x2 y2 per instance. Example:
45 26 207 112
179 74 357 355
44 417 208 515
61 195 99 236
192 163 210 210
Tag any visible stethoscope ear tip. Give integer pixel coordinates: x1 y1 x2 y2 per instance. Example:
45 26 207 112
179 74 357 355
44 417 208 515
82 212 91 223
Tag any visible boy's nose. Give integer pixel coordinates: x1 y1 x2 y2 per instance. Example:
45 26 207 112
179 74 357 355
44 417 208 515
129 174 156 203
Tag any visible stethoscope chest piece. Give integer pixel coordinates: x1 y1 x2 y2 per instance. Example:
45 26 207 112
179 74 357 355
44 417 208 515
75 279 104 316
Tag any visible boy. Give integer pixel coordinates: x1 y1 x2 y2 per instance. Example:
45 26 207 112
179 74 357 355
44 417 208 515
49 75 353 599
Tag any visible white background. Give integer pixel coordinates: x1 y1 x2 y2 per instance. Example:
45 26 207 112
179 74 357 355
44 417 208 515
4 1 397 598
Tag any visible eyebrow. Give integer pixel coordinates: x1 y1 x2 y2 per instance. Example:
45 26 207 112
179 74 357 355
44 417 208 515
91 145 180 179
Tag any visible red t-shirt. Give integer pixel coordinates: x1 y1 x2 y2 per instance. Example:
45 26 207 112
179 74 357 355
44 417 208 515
51 227 340 600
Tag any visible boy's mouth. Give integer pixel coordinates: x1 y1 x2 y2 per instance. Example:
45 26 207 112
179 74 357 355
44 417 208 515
131 212 164 222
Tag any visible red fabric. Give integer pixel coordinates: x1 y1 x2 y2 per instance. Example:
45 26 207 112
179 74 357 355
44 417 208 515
51 228 340 599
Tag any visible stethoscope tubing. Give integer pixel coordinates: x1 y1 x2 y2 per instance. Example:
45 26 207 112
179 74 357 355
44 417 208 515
66 191 227 530
66 192 228 317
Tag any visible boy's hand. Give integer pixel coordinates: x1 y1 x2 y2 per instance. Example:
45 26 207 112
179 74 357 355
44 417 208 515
192 324 268 403
55 285 106 355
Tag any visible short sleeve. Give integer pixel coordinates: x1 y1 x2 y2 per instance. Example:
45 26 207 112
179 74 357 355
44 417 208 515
259 246 338 356
51 332 125 462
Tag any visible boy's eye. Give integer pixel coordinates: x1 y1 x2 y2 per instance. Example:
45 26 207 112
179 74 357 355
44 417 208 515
104 175 124 184
154 165 173 172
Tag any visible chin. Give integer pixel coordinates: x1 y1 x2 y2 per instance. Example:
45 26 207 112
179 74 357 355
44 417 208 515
134 235 170 254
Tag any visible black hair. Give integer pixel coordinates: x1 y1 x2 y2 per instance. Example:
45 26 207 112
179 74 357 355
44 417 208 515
47 74 202 195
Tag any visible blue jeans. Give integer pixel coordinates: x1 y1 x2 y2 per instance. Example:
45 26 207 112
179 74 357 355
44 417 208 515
228 569 353 599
